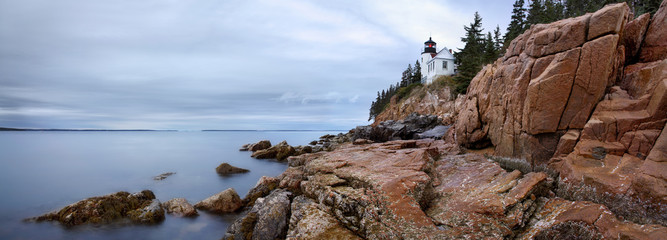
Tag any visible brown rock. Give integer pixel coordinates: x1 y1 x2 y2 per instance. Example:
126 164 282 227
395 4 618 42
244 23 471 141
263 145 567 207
243 176 280 206
287 196 361 240
251 140 296 161
640 0 667 62
623 13 651 63
559 34 619 129
523 48 580 134
215 163 249 175
554 129 580 157
31 190 162 226
249 140 271 151
587 3 630 40
620 60 667 99
524 14 589 58
194 188 242 214
352 138 373 145
162 198 198 217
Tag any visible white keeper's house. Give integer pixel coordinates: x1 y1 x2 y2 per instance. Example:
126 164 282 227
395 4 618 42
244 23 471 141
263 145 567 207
420 37 456 84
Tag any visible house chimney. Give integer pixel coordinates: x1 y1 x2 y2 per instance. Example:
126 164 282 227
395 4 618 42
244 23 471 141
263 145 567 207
449 49 452 54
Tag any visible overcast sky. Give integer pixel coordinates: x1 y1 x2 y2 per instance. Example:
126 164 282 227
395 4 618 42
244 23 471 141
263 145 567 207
0 0 514 130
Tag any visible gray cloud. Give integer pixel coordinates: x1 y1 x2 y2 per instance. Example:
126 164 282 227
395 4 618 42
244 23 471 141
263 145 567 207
0 0 513 130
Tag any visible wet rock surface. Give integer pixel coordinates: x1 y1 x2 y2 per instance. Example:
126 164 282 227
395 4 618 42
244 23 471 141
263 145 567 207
31 190 164 226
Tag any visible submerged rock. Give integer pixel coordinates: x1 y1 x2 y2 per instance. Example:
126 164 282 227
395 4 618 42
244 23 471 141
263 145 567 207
216 163 249 175
162 198 198 217
153 172 175 180
195 188 242 214
31 190 163 226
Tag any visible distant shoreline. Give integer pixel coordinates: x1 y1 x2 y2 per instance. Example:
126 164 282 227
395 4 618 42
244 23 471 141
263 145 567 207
0 127 346 132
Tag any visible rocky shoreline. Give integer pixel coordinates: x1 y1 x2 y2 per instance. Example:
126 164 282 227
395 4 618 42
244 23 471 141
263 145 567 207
27 1 666 239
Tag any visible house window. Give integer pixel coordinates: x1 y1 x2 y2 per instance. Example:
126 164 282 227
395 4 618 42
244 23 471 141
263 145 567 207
443 61 447 69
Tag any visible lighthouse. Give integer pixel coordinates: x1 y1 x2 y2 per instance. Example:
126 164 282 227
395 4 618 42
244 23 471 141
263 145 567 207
420 37 456 84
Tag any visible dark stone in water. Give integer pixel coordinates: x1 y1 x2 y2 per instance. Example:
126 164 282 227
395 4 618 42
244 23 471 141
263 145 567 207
153 172 175 180
29 190 164 226
216 163 249 175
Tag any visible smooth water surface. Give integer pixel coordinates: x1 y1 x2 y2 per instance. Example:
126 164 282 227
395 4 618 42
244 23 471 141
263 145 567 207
0 130 341 240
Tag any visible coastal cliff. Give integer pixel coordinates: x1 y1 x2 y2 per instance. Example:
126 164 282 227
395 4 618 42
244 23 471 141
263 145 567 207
226 2 667 239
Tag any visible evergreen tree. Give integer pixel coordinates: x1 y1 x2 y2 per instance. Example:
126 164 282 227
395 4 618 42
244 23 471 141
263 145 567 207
543 0 565 22
453 12 485 94
401 64 412 87
505 0 527 47
412 60 422 84
493 25 504 55
526 0 546 27
483 32 498 64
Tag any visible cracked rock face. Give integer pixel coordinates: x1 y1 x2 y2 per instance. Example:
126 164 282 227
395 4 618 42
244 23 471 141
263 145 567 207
452 1 667 226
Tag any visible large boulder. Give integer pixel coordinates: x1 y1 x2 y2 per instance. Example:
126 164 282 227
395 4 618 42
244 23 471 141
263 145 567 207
128 199 164 224
249 140 271 152
287 196 361 240
216 163 249 175
30 190 163 226
242 176 280 206
162 198 198 217
251 141 296 161
225 189 292 240
194 188 243 214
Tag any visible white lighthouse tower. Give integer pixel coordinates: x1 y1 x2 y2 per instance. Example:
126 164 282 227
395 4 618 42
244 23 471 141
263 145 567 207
420 37 456 84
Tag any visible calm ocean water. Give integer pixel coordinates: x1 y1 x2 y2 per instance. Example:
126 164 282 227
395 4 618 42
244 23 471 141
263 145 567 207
0 130 342 240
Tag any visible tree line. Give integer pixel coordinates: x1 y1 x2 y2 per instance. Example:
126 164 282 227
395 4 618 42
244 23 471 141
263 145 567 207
368 61 422 121
369 0 662 120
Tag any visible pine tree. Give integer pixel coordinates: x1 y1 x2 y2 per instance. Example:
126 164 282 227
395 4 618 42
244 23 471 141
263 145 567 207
453 12 485 94
526 0 546 27
543 0 564 22
505 0 527 47
412 60 422 84
483 32 498 64
493 25 504 55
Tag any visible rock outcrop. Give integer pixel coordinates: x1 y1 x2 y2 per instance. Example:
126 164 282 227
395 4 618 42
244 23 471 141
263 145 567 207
31 190 164 226
451 2 667 225
373 82 464 126
227 140 666 239
194 188 243 214
354 113 447 142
